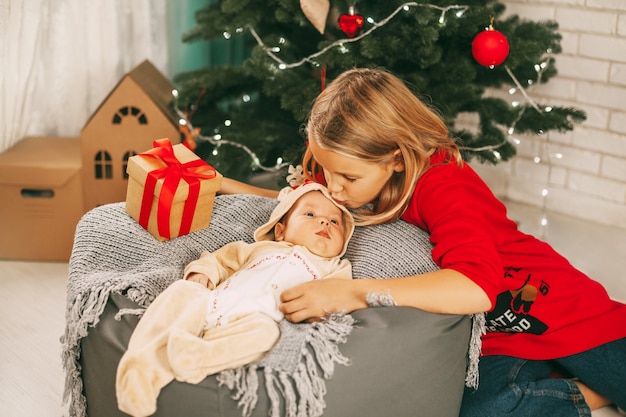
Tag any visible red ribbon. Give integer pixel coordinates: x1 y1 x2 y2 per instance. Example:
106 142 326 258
138 138 217 239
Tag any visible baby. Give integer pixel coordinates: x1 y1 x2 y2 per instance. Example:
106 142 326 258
116 182 354 417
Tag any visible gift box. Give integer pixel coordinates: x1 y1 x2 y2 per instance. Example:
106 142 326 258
125 138 222 241
0 136 84 261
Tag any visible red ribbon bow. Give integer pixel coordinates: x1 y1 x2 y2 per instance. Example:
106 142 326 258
138 138 217 239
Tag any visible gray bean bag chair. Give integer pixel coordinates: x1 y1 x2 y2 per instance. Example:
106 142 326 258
62 194 480 417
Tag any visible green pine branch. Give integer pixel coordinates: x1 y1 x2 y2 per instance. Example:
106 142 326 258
173 0 586 181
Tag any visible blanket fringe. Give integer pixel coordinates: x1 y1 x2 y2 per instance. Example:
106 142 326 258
126 287 156 307
114 308 146 321
263 369 281 417
307 313 354 378
60 281 155 417
465 313 486 389
217 366 260 417
217 314 355 417
278 370 298 417
294 356 324 416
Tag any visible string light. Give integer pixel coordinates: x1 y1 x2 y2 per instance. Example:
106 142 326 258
248 2 470 70
174 56 560 177
539 133 555 238
176 2 470 171
452 46 561 237
178 5 564 201
508 49 557 238
218 2 559 162
172 90 290 173
504 64 543 113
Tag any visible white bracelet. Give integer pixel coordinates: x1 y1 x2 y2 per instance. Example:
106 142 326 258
366 290 397 307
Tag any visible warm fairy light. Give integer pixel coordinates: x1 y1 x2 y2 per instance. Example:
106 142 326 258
173 105 290 173
224 3 557 165
186 8 567 195
500 48 565 236
247 2 469 70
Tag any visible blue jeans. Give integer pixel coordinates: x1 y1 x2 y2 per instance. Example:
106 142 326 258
460 337 626 417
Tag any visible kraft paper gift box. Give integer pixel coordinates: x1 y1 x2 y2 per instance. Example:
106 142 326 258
125 138 222 241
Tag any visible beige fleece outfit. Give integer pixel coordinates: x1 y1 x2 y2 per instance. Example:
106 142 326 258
116 241 352 417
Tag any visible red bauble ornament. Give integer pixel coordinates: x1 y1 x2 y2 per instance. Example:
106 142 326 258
472 27 509 67
338 6 364 38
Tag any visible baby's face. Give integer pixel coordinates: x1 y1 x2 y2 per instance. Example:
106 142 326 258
274 191 346 258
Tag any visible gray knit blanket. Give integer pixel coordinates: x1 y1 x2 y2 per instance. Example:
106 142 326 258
61 194 483 417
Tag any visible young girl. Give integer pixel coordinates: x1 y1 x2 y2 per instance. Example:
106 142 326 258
221 67 626 415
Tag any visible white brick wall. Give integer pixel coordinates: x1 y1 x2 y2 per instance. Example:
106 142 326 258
472 0 626 229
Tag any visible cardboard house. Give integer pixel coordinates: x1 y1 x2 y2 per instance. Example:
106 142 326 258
81 60 181 212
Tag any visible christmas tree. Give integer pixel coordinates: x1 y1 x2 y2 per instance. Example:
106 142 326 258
173 0 585 182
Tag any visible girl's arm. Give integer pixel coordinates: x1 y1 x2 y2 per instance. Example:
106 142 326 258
279 269 491 323
219 177 280 198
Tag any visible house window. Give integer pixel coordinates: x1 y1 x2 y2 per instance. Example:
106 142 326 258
95 151 113 179
112 106 148 125
122 151 137 179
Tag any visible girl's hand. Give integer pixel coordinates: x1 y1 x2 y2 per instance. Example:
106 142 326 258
279 279 367 323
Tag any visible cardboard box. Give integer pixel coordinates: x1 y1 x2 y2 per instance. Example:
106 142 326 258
0 136 84 261
125 140 222 241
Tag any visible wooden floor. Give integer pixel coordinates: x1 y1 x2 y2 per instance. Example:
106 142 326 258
0 201 624 417
0 261 69 417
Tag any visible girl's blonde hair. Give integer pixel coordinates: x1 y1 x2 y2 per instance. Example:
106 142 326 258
303 67 462 225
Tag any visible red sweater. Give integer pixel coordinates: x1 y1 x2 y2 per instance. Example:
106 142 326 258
401 153 626 359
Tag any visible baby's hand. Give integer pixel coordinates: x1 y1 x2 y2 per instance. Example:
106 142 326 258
185 273 215 290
